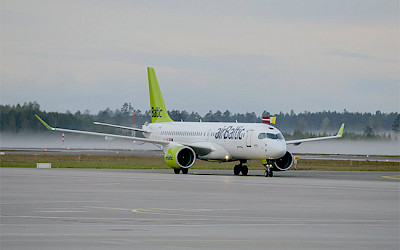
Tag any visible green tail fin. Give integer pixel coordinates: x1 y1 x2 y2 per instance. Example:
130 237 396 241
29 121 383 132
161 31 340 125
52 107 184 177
148 67 173 123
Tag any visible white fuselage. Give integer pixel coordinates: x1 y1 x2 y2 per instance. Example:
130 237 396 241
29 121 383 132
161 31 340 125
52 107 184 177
143 122 287 161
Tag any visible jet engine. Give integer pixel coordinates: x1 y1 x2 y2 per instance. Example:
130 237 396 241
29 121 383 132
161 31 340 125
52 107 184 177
271 151 294 171
164 145 196 169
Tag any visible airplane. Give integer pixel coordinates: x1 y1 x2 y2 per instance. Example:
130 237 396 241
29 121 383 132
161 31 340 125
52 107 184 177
36 67 345 177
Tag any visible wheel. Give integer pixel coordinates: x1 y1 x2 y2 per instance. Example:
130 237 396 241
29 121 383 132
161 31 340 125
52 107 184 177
264 170 269 177
269 170 273 177
241 165 248 176
174 169 181 174
234 165 241 175
182 168 188 174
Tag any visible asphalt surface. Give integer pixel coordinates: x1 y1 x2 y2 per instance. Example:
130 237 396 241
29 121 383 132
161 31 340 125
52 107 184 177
1 168 399 250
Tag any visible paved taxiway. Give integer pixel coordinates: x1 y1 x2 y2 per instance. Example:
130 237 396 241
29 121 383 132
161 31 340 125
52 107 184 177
1 168 399 250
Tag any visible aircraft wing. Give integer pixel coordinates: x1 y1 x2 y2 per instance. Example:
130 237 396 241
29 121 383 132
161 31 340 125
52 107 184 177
36 115 169 146
182 142 214 156
286 123 344 146
93 121 148 133
35 115 214 154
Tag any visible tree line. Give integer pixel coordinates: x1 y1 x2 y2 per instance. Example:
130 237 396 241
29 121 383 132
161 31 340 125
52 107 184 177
1 102 399 140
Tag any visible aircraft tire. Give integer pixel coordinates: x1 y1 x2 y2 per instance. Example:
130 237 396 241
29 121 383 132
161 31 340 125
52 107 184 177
269 170 273 177
182 168 188 174
174 169 181 174
264 170 269 177
241 165 248 176
234 165 241 175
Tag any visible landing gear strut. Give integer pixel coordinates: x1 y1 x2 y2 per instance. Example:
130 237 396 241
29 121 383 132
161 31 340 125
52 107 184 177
234 160 248 176
263 160 274 177
174 168 189 174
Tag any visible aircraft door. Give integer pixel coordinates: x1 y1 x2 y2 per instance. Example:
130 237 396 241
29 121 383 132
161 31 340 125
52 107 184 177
206 129 212 141
246 129 254 147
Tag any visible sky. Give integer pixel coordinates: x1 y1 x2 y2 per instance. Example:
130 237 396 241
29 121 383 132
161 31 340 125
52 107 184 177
1 0 399 116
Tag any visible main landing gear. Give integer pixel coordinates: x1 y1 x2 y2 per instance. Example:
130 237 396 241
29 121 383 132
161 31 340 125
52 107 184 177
234 160 248 176
174 168 188 174
263 159 274 177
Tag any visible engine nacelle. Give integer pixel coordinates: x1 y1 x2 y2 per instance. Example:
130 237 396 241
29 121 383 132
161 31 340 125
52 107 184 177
271 151 294 171
164 146 196 169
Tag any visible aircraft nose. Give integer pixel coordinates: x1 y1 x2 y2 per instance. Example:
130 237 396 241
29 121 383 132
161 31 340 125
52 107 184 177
269 141 287 159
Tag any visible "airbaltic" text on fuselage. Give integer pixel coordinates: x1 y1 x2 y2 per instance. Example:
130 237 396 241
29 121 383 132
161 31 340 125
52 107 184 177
215 126 245 140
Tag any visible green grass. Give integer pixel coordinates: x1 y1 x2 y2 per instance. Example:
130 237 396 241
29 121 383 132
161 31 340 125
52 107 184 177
291 159 399 172
0 154 399 171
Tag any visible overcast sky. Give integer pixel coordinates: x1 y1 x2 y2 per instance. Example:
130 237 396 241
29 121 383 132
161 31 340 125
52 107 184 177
1 0 399 115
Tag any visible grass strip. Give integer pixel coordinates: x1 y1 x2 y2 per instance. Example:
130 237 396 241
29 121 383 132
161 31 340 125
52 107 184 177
1 154 399 171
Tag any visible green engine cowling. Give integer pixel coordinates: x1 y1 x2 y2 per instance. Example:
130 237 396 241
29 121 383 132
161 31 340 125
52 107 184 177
164 145 196 169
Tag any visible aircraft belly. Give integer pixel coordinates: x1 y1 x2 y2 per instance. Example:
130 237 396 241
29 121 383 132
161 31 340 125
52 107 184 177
221 141 267 160
231 148 266 160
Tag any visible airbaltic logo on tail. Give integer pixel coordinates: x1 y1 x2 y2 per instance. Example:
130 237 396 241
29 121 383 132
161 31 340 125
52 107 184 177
215 126 245 140
151 107 163 118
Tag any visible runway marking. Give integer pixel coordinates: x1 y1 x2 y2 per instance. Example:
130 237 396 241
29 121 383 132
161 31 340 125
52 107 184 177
83 206 396 225
150 208 202 212
85 206 261 218
381 175 400 180
84 206 204 217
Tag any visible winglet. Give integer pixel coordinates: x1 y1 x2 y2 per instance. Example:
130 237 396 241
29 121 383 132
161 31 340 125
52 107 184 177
35 115 56 131
336 123 345 137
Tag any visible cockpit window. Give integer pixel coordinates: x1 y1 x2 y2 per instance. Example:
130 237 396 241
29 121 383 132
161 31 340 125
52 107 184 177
267 133 278 139
258 133 267 139
258 132 284 140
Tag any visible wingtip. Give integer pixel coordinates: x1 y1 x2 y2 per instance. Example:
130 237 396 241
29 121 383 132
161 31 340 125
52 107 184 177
337 123 345 137
35 115 55 131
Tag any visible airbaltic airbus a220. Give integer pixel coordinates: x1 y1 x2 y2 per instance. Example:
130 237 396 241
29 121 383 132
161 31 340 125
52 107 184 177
36 67 344 177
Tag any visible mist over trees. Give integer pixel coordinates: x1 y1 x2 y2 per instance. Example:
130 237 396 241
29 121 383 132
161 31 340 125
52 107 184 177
1 102 398 140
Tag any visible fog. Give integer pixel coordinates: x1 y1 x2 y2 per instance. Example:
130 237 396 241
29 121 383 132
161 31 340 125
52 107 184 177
287 140 399 156
1 133 399 156
0 133 159 151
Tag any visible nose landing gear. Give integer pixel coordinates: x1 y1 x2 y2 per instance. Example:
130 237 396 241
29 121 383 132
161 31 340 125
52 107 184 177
264 168 273 177
263 159 274 177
